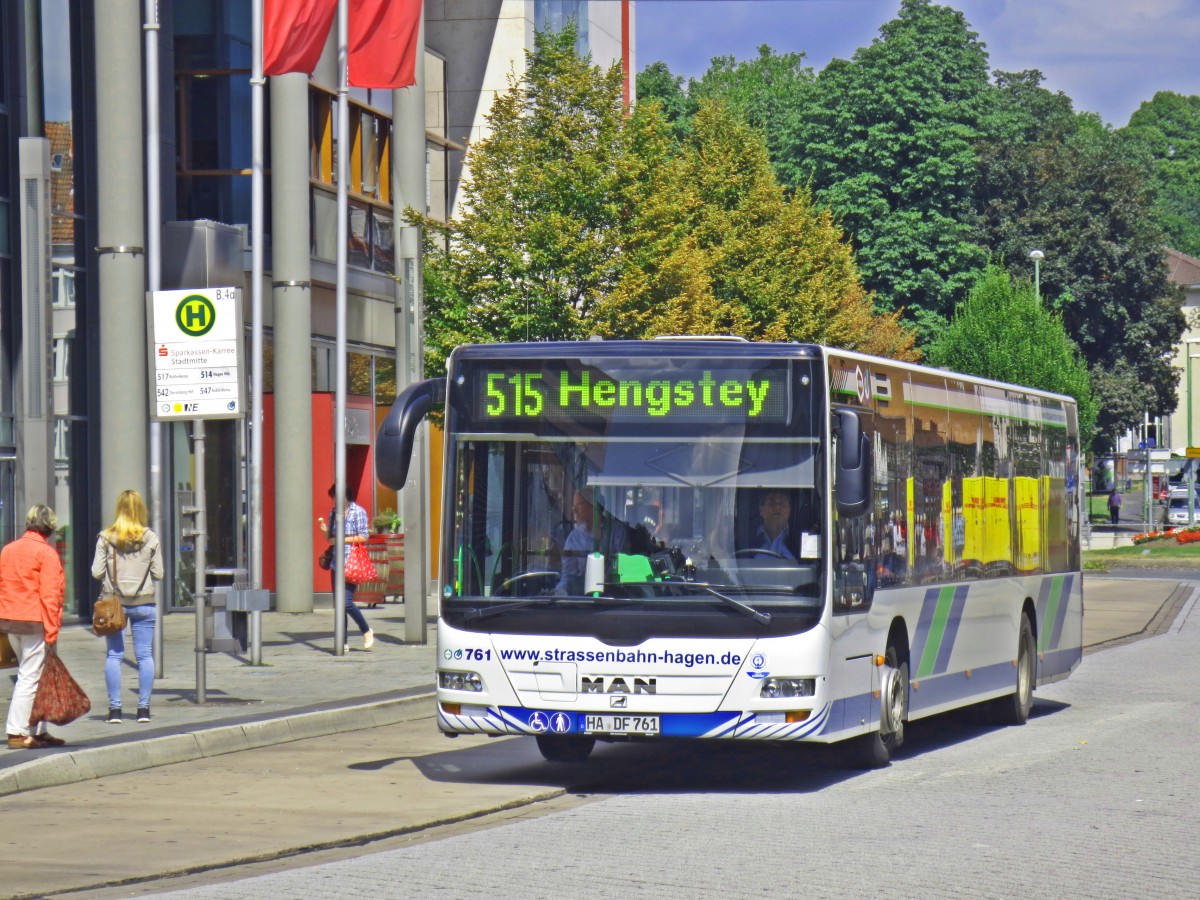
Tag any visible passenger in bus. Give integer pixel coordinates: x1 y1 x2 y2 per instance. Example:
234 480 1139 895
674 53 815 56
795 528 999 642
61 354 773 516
555 489 632 594
744 489 798 560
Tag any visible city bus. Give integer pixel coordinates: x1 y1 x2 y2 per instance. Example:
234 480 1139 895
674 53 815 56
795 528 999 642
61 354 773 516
376 339 1083 767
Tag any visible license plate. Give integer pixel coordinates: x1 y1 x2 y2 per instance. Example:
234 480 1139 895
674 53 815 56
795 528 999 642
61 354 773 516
583 714 660 735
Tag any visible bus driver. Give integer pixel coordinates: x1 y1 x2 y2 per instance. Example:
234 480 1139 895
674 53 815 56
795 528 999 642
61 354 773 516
746 489 798 560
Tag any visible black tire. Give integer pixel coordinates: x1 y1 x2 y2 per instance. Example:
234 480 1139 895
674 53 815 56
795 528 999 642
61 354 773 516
988 614 1035 725
840 646 907 770
535 734 595 763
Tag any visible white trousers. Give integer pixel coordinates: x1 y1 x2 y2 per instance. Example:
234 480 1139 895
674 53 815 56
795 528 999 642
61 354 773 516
5 632 48 738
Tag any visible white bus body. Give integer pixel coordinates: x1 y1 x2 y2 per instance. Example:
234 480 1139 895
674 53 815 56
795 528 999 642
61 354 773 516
378 340 1082 766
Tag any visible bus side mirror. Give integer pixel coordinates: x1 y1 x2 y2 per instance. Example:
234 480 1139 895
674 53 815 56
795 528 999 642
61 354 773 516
834 408 871 518
375 377 446 490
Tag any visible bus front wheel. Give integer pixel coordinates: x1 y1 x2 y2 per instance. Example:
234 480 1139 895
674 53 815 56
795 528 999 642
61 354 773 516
988 614 1035 725
843 646 907 770
536 734 595 763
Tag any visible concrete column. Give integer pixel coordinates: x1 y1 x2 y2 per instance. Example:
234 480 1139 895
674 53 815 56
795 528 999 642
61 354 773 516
270 73 315 613
393 13 429 643
95 1 148 504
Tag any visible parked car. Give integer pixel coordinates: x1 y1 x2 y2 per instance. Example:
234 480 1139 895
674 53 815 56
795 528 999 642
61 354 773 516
1167 496 1194 526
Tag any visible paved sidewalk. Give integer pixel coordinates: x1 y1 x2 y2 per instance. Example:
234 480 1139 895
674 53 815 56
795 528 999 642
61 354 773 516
0 575 1192 797
1 596 438 795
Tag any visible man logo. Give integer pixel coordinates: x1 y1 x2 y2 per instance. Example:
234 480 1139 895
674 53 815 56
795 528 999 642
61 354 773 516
581 676 656 695
176 293 217 337
610 696 628 709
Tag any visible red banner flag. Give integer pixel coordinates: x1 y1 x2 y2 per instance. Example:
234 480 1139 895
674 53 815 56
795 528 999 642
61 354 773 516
263 0 337 77
349 0 422 89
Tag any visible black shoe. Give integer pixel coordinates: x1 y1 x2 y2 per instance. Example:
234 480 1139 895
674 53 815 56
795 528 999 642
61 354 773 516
105 708 122 724
136 707 151 723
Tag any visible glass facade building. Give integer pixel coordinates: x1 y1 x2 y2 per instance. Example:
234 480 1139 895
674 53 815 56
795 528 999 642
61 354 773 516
0 0 632 615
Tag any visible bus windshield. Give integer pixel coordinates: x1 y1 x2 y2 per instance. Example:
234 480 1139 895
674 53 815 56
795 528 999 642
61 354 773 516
441 350 825 640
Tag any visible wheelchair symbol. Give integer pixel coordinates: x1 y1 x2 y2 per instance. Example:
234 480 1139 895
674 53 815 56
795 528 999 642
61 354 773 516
528 711 549 733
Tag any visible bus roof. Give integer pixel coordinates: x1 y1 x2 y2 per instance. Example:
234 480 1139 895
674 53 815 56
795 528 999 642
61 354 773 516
445 340 1078 409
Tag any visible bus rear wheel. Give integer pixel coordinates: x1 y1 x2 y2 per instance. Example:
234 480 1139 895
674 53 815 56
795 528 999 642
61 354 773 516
536 734 595 763
988 614 1035 725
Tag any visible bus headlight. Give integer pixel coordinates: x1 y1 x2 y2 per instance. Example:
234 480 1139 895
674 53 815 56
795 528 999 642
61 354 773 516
439 670 484 692
760 677 816 699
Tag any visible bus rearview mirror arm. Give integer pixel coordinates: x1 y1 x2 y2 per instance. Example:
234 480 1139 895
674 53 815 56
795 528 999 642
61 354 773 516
375 377 446 490
833 408 871 518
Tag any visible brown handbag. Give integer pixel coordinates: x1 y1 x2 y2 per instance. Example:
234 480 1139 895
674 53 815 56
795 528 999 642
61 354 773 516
92 539 152 637
92 594 126 636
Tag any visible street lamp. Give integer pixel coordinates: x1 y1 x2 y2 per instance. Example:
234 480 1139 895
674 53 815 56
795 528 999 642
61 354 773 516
1187 338 1200 448
1029 249 1044 302
1185 338 1200 526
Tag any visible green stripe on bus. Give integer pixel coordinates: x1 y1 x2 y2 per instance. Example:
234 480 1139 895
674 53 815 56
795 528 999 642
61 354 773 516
1040 575 1064 652
918 585 957 678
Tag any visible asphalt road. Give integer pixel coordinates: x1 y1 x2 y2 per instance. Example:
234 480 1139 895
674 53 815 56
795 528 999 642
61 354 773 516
154 590 1200 900
12 580 1194 900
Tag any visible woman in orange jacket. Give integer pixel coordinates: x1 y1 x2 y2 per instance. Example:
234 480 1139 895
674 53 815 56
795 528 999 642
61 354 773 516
0 505 66 750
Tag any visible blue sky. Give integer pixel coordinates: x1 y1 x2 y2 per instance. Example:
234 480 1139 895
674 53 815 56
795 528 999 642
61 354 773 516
636 0 1200 128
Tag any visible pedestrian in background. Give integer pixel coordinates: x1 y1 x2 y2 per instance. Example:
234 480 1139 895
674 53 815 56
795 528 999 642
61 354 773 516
0 505 67 749
317 484 375 651
1108 487 1122 525
93 489 163 724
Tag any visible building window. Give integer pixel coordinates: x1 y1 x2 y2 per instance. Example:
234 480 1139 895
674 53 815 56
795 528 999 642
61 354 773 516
309 86 396 275
536 0 590 54
175 68 258 225
52 335 71 382
54 419 69 464
52 267 75 307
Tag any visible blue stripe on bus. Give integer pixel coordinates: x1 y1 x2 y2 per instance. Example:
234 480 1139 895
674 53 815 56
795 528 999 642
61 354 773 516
912 586 943 675
441 706 836 742
1036 577 1054 634
1050 573 1074 649
932 585 970 675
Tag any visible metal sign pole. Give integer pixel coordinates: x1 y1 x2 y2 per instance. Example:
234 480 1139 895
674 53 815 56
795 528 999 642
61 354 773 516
192 421 207 704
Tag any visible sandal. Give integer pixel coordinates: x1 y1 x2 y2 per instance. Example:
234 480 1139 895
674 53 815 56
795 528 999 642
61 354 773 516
7 734 48 750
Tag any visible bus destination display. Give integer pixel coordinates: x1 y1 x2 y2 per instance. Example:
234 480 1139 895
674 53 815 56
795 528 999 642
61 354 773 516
472 361 792 424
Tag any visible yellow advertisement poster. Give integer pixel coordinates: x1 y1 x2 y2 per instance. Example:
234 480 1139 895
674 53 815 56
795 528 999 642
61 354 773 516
963 476 986 569
1014 476 1041 573
907 477 916 570
984 476 1012 569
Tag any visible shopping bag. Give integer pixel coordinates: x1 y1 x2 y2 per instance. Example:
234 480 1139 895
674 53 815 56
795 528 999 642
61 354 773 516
344 543 381 585
1 632 17 669
29 650 92 727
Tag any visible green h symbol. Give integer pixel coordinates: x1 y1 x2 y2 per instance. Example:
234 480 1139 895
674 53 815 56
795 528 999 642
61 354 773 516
176 294 217 337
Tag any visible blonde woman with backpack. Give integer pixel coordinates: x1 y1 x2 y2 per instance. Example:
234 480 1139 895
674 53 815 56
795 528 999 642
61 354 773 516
92 490 163 724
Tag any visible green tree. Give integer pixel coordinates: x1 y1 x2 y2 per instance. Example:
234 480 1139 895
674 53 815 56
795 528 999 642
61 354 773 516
419 26 627 350
634 61 695 142
422 27 919 366
785 0 992 339
974 73 1184 446
926 265 1097 440
689 46 814 188
595 100 917 358
1122 91 1200 257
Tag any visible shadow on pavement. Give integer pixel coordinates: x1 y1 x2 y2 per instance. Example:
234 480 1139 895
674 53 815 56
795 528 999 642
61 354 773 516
397 697 1073 796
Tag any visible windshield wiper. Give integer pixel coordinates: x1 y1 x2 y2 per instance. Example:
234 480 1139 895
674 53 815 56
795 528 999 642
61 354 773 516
464 595 578 622
696 583 772 626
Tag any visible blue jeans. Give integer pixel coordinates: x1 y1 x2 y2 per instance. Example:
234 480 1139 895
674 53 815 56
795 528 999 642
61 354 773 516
344 583 370 635
105 604 156 709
